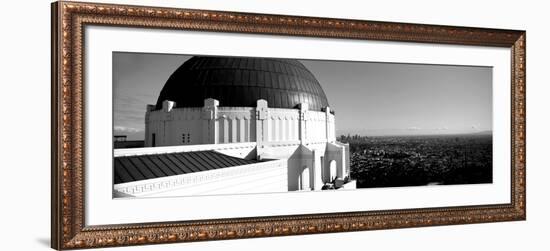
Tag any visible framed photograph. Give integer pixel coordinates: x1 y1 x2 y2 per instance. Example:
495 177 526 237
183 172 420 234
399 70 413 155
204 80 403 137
51 1 526 249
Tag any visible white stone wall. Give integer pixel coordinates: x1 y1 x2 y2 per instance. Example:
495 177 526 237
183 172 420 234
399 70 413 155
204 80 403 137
305 111 327 142
145 107 203 146
258 141 348 191
267 108 300 142
115 141 351 194
139 98 350 194
144 99 336 147
326 111 336 142
325 142 348 181
114 159 288 197
217 107 256 144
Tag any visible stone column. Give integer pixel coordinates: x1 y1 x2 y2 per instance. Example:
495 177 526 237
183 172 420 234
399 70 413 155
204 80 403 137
324 107 331 142
201 98 219 144
255 99 269 159
298 103 309 145
161 100 176 145
144 104 155 146
338 145 347 179
312 150 323 190
343 143 350 178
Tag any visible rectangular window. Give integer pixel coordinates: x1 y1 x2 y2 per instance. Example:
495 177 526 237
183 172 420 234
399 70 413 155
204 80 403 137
151 133 156 147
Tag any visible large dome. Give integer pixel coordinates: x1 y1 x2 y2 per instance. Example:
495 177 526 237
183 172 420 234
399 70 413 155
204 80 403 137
155 56 330 111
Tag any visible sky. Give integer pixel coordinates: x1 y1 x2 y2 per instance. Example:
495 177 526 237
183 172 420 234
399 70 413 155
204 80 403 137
113 52 492 140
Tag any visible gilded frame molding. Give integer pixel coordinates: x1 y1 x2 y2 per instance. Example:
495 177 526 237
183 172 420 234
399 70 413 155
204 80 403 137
51 1 526 249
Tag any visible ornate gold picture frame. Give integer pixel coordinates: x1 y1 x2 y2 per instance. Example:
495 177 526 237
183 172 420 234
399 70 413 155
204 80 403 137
51 1 526 249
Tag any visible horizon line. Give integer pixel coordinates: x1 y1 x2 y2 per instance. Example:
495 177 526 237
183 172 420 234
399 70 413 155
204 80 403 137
337 131 493 137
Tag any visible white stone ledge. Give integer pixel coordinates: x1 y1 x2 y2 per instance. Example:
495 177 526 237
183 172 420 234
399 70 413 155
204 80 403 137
114 158 287 197
114 142 257 157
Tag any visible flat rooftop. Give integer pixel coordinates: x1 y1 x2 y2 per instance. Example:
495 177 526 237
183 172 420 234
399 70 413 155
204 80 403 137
114 150 259 184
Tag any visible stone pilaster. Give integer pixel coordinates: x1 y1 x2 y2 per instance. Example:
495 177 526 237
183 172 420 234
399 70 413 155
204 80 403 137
298 103 309 145
255 99 269 159
201 98 219 144
312 150 323 190
144 104 155 146
324 107 331 142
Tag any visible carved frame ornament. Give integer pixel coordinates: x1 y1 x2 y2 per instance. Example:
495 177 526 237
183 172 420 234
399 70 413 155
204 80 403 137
51 1 526 249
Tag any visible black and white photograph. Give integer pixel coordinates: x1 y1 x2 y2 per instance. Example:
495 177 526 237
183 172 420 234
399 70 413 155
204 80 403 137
41 1 536 250
112 52 492 198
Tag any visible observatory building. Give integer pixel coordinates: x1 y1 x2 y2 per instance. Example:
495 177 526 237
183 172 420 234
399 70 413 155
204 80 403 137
113 57 355 198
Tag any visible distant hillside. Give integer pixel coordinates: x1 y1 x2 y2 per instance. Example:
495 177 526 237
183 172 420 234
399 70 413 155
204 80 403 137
473 130 493 135
336 128 493 137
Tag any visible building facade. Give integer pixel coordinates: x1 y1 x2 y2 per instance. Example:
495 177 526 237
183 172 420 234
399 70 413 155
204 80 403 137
114 57 355 197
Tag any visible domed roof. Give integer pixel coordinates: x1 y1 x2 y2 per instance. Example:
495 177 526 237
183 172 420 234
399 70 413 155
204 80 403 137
155 56 330 111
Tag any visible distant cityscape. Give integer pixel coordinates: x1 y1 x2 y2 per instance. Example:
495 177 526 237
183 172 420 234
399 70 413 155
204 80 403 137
338 132 492 188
